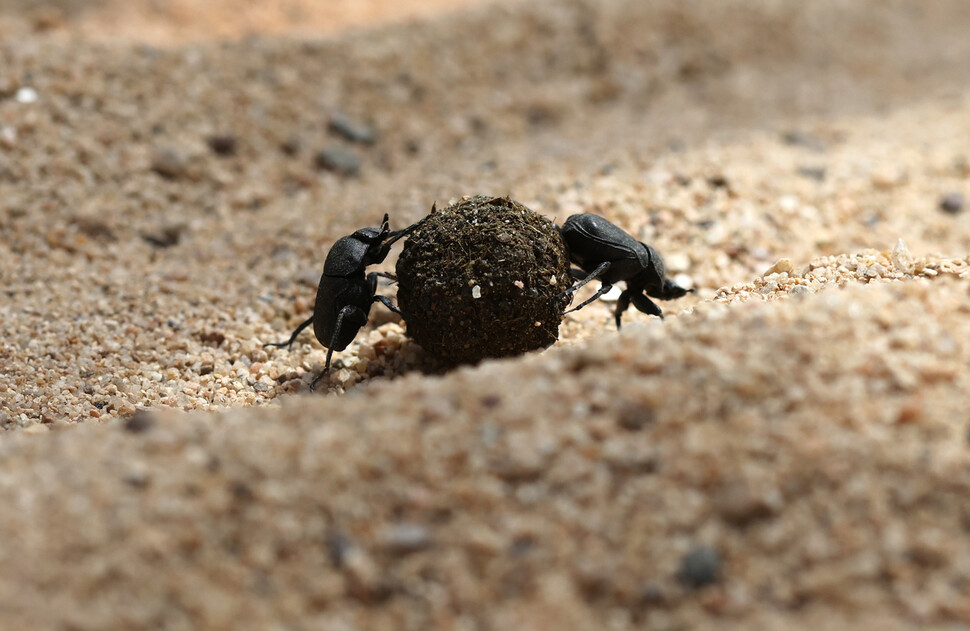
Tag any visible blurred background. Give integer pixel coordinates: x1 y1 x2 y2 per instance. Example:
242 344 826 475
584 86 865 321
0 0 482 42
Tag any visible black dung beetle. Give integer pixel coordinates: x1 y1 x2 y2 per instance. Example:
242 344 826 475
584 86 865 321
265 213 417 389
558 213 692 327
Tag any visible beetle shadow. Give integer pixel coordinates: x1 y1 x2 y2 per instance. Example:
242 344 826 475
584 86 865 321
308 335 456 394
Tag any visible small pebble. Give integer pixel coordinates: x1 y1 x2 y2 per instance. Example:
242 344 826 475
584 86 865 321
326 531 354 567
0 126 16 148
280 135 301 156
797 166 827 181
616 402 656 430
782 130 825 151
707 174 729 189
314 146 361 176
141 224 187 248
678 545 722 589
759 280 780 294
891 238 915 274
778 195 799 212
150 147 187 179
762 258 793 277
939 192 965 214
328 112 376 145
379 523 432 555
206 134 238 156
715 484 780 526
15 87 38 104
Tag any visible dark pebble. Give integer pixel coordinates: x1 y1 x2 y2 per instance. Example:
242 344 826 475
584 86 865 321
123 471 150 489
707 175 729 189
280 135 301 156
150 147 186 179
328 112 376 145
678 544 722 589
229 481 254 501
616 402 656 431
940 192 965 214
141 224 186 248
200 330 226 346
797 166 827 182
480 394 502 408
314 146 361 176
326 531 353 567
782 130 826 151
206 134 238 156
123 410 156 433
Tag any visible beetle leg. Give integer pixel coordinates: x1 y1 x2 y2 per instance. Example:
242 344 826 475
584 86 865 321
263 315 314 350
564 282 614 315
373 294 403 316
310 306 368 390
562 261 611 297
630 291 663 320
384 219 421 246
310 340 343 391
614 290 633 329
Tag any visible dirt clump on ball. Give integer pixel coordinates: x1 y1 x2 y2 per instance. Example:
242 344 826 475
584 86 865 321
396 195 572 366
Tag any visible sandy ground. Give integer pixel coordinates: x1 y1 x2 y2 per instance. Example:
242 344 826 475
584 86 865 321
2 0 970 628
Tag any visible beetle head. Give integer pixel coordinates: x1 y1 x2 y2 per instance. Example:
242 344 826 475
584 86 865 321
354 213 392 266
350 213 390 243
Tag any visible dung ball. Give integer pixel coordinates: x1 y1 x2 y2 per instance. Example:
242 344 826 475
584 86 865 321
396 195 571 366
